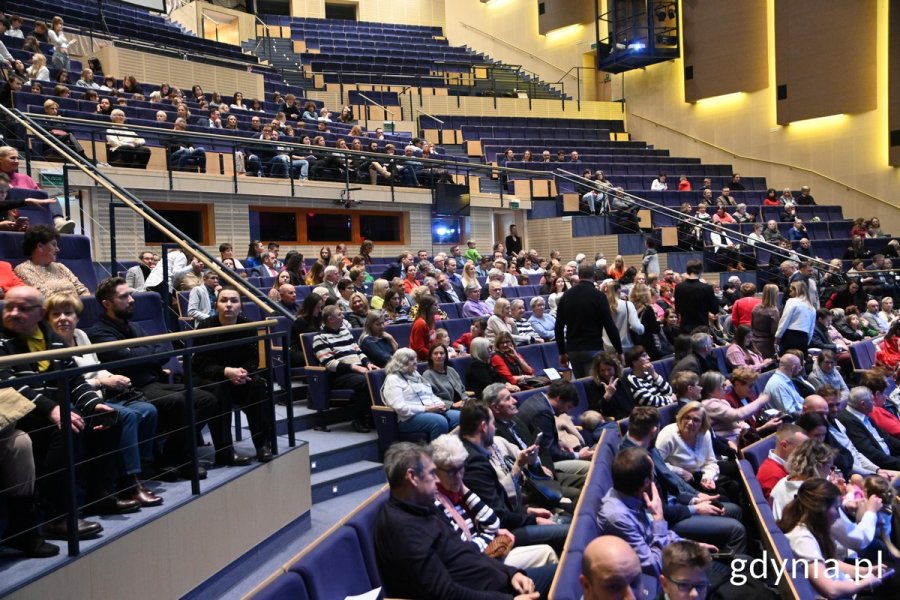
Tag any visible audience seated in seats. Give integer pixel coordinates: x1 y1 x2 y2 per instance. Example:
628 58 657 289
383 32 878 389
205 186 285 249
422 342 467 408
430 434 559 569
623 346 674 408
186 270 218 321
381 348 460 442
458 402 570 553
778 478 888 598
859 370 900 439
14 225 89 297
344 291 370 328
0 385 63 557
452 317 486 354
509 298 543 345
762 353 806 418
654 402 731 499
725 324 773 372
0 286 117 543
88 277 251 480
173 256 205 291
769 438 837 520
621 406 747 555
193 286 275 463
699 370 769 449
312 305 377 432
45 292 163 509
809 349 850 401
166 118 206 172
755 423 808 501
124 251 155 293
374 442 554 599
266 272 292 303
462 282 493 319
630 285 670 360
580 536 645 600
525 296 555 342
357 310 398 368
490 331 538 390
106 110 151 169
0 147 75 232
669 333 715 381
595 446 717 577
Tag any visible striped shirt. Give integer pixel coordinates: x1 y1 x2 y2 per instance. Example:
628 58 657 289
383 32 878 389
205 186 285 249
312 327 367 372
434 489 501 552
626 371 674 408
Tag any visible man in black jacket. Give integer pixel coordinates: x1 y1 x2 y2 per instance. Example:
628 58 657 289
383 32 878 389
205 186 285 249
374 441 551 599
87 277 252 479
555 263 622 378
193 287 274 463
674 259 720 334
620 406 746 554
837 386 900 471
379 251 413 282
459 402 569 551
516 380 592 480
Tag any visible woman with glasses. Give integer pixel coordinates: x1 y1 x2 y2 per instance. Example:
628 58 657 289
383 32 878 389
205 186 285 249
699 370 770 448
808 350 850 401
778 479 886 599
381 348 459 441
654 402 719 493
430 434 558 569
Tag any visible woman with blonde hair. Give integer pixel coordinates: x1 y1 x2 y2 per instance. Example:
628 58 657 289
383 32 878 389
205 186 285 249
776 280 816 355
26 53 50 83
603 281 643 353
485 297 525 344
304 261 325 286
630 283 669 360
655 401 718 491
770 439 837 520
369 278 390 309
460 261 479 291
751 284 781 359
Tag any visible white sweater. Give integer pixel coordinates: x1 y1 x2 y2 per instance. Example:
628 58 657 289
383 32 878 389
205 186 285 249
654 423 718 482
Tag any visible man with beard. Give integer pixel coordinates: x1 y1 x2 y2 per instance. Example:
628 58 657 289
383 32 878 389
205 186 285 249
87 277 252 480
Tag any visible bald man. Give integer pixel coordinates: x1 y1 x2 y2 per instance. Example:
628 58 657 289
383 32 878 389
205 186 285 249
763 354 805 417
580 535 644 600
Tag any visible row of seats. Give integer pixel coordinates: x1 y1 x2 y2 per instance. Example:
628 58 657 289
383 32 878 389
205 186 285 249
422 115 622 131
10 0 257 64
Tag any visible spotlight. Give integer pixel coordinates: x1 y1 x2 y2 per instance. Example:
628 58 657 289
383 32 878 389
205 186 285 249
668 7 677 19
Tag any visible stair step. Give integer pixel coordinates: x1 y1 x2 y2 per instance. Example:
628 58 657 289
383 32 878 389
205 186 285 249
310 460 385 503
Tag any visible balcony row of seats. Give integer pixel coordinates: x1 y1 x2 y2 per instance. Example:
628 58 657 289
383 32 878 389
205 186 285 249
9 0 257 64
466 126 614 142
423 115 624 131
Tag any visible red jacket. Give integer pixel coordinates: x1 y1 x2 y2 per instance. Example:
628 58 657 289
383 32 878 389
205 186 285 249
409 318 434 361
870 406 900 438
490 351 534 385
731 296 761 328
0 261 24 292
756 457 788 501
875 336 900 372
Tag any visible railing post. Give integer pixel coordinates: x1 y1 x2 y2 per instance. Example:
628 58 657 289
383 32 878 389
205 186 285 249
182 352 202 496
264 334 279 455
59 377 80 557
62 164 72 217
108 200 126 276
281 332 295 447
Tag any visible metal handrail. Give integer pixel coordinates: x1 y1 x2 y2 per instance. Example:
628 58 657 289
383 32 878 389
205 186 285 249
6 107 279 317
414 108 445 128
356 93 396 117
0 319 276 367
628 112 890 209
456 21 576 82
252 14 274 61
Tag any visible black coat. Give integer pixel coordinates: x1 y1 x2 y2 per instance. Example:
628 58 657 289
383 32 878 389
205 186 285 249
837 409 900 470
461 438 535 530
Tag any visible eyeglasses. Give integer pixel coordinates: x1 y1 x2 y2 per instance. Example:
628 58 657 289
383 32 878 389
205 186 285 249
667 578 709 594
683 416 702 424
438 466 464 477
3 304 43 313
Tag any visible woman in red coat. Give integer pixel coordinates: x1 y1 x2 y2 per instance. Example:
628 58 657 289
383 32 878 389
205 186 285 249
409 294 438 360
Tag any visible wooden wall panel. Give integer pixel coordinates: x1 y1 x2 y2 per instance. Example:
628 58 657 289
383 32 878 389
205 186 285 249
775 0 877 125
890 2 900 166
538 0 597 36
682 0 768 102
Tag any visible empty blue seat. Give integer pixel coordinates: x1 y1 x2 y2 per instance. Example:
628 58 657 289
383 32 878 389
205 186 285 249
291 527 377 598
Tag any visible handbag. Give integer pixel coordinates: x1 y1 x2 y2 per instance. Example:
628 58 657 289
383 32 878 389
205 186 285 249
0 388 36 431
103 385 149 405
484 534 513 559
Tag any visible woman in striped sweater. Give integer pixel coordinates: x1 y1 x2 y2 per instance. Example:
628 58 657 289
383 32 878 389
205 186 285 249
430 434 558 570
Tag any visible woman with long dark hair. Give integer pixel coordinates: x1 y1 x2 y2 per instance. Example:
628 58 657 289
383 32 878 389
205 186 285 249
778 479 885 598
725 324 773 372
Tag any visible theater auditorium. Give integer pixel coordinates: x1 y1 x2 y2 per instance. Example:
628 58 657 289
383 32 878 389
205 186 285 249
0 0 897 598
